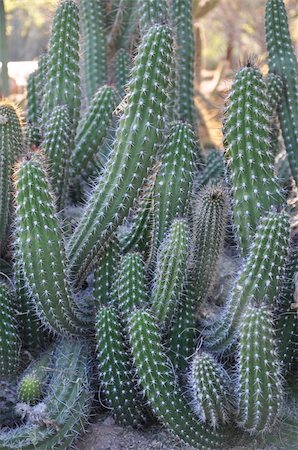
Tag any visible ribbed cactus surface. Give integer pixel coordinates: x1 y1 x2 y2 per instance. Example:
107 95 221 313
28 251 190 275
0 282 19 378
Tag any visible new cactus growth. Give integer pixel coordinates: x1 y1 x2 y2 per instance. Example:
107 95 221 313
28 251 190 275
223 64 284 256
80 0 107 101
18 375 42 406
265 0 298 185
238 305 283 433
96 305 147 426
189 352 234 428
0 281 19 378
68 25 174 282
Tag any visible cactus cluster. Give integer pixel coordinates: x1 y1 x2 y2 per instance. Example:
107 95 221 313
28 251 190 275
0 0 297 449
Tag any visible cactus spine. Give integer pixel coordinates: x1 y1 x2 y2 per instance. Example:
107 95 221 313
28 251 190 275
223 64 284 256
81 0 107 101
0 281 19 378
68 25 174 282
265 0 298 185
238 305 283 433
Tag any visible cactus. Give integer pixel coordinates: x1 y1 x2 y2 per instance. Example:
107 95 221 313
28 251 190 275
18 375 42 406
0 281 19 378
223 64 284 256
189 352 234 428
115 49 131 98
194 149 225 190
80 0 107 101
35 52 47 114
171 0 196 126
93 235 121 308
26 72 41 147
265 0 298 185
0 340 93 449
151 218 189 329
68 25 174 282
70 86 118 184
96 305 147 426
206 211 289 352
15 152 90 336
43 0 80 130
42 105 72 212
138 0 169 32
129 309 239 449
238 305 283 433
266 73 283 156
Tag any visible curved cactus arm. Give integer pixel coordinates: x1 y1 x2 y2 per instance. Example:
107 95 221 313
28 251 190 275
26 72 41 147
0 340 93 449
67 25 174 283
151 218 189 330
237 305 283 434
223 64 284 256
0 281 20 378
265 0 298 185
42 105 73 212
138 0 169 32
43 0 81 131
70 86 119 184
189 352 235 428
96 306 147 426
128 309 241 449
14 152 91 336
205 211 290 352
80 0 107 101
115 49 131 98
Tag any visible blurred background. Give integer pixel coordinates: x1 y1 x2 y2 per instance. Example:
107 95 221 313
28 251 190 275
0 0 297 145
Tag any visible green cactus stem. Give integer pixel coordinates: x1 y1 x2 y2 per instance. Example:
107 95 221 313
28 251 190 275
266 73 283 156
35 52 47 116
189 352 234 428
15 152 90 336
81 0 107 101
138 0 169 32
265 0 298 185
129 309 239 449
151 218 189 330
18 375 42 406
93 235 121 308
70 86 118 184
238 305 283 433
194 149 225 190
26 72 41 147
68 25 174 283
223 64 284 256
0 339 93 449
0 281 20 378
171 0 197 126
205 210 289 353
43 0 80 131
115 49 131 98
42 105 72 212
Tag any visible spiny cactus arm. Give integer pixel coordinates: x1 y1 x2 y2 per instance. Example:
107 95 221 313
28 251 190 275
151 218 189 329
194 149 225 190
0 281 20 378
80 0 107 101
93 235 121 308
0 340 93 449
223 64 284 256
26 72 41 147
43 0 81 130
70 86 119 183
128 309 239 449
265 0 298 185
189 352 234 428
67 25 174 282
115 49 131 98
96 306 147 426
266 73 283 156
35 52 47 117
0 100 23 155
15 152 90 336
138 0 169 32
42 105 72 212
112 0 139 52
171 0 197 126
238 305 283 433
205 211 290 352
191 186 228 306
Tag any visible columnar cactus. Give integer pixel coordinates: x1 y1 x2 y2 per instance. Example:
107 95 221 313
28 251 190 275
189 352 234 428
26 72 41 147
43 0 80 130
194 149 225 190
35 52 47 113
15 152 89 336
266 73 283 155
96 305 147 426
238 305 283 433
70 86 118 184
206 211 289 352
42 105 72 211
265 0 298 185
0 281 19 378
151 218 189 329
115 49 131 98
68 25 174 282
223 63 284 256
80 0 107 101
138 0 169 32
